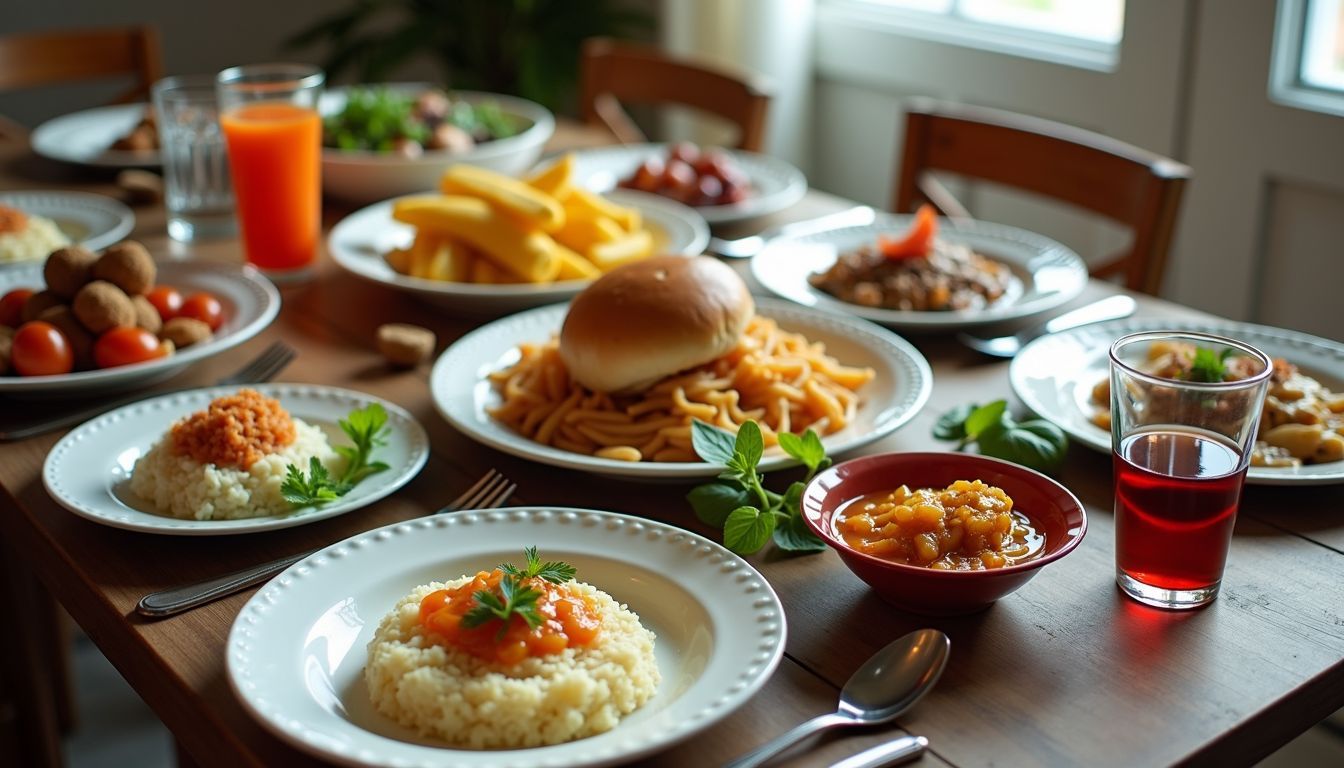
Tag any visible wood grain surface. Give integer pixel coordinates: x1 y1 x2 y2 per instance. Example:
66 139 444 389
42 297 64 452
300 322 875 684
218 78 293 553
0 125 1341 768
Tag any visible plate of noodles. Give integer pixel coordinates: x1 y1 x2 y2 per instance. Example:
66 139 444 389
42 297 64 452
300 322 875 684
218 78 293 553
431 256 932 480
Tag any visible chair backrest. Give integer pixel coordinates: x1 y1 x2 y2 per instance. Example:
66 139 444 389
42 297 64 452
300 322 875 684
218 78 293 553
0 26 162 104
579 37 772 152
894 99 1191 295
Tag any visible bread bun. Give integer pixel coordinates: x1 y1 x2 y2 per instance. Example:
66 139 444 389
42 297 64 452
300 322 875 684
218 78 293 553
559 255 753 393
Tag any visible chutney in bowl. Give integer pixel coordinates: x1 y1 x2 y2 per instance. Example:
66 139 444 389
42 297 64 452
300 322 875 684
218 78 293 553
802 452 1087 615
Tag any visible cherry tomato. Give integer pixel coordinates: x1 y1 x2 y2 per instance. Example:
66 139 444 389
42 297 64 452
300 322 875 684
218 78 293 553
0 288 35 328
11 321 74 376
178 292 224 331
93 326 169 369
145 285 184 322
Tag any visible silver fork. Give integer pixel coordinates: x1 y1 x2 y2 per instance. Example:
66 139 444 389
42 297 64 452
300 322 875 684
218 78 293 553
0 341 297 442
135 469 517 618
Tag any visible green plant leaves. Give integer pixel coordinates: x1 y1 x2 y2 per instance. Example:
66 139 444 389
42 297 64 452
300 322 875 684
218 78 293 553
931 399 1068 473
724 506 775 555
933 403 974 440
686 482 753 528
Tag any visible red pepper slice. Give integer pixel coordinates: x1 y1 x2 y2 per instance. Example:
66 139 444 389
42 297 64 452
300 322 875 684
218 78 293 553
879 204 938 260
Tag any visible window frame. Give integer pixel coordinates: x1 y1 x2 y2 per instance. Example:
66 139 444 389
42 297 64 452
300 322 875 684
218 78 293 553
818 0 1123 73
1269 0 1344 119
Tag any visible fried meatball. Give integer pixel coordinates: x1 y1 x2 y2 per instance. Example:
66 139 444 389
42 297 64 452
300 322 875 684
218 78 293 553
20 290 65 323
44 246 99 299
376 323 436 367
36 305 95 370
90 241 156 296
131 295 162 334
72 281 136 334
160 317 213 349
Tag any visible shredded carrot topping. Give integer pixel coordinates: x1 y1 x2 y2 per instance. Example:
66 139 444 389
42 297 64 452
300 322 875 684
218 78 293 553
170 389 296 469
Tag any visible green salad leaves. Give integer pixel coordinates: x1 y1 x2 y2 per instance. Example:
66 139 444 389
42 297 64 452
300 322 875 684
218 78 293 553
933 399 1068 473
685 420 831 556
280 403 392 508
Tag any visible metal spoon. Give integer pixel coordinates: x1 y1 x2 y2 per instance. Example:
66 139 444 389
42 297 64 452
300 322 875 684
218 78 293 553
725 628 951 768
958 294 1138 358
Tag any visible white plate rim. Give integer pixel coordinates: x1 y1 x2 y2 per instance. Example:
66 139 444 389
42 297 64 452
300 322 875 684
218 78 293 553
558 143 808 225
430 296 933 479
226 505 787 768
1009 316 1344 485
0 189 136 254
327 189 709 301
42 383 431 535
30 103 161 168
750 213 1089 330
0 261 280 394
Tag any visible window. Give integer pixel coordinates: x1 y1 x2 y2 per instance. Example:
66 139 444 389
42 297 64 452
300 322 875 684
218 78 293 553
830 0 1126 70
1271 0 1344 117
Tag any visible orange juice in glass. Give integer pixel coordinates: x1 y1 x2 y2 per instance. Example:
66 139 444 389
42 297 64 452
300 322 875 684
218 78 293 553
217 64 324 279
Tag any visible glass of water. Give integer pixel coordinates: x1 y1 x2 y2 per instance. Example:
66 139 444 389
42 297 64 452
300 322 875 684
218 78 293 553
152 75 237 242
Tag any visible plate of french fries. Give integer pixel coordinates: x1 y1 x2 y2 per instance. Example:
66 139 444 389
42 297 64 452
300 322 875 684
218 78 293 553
327 155 710 314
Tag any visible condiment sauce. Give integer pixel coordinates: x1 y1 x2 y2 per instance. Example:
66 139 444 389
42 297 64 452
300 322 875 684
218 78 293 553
835 480 1044 570
418 569 602 664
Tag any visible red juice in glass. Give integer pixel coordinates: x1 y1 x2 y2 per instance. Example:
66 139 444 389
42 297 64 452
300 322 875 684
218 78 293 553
1114 428 1246 591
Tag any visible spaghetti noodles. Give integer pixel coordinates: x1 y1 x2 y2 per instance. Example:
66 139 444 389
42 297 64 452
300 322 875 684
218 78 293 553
487 316 875 462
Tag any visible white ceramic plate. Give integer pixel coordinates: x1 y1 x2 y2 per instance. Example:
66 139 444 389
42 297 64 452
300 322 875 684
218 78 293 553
1010 317 1344 485
43 383 430 534
0 261 279 397
431 297 932 480
560 143 808 225
0 190 135 258
227 506 786 768
328 189 709 315
321 86 556 203
31 103 160 168
751 214 1089 331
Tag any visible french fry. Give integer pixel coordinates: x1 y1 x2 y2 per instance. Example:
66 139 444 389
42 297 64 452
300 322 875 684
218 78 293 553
567 187 640 231
439 165 565 232
588 230 654 271
392 195 560 282
553 211 624 254
554 243 602 281
409 233 460 281
471 256 521 284
384 247 412 275
525 153 574 200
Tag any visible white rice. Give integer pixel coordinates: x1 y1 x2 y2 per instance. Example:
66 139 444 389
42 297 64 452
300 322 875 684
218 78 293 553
0 214 70 263
366 578 660 749
129 418 338 520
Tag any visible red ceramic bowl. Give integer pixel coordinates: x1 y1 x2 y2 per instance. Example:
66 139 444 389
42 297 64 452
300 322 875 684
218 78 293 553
802 452 1087 615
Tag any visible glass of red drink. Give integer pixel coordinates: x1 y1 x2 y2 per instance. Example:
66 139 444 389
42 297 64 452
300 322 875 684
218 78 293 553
1109 331 1272 610
216 64 324 281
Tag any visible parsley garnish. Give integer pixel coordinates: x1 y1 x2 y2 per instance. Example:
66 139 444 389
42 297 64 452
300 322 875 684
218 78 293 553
280 403 392 508
685 420 831 556
461 548 577 637
1186 347 1235 383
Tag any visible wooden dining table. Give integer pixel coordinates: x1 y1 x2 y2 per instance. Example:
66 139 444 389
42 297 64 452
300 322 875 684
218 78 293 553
0 124 1341 768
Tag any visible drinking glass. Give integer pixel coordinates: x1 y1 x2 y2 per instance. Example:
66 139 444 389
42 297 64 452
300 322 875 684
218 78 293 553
1109 331 1273 610
216 63 324 280
152 75 236 242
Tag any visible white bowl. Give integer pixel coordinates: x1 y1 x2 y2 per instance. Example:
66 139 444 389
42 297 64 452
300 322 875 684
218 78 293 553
321 86 555 204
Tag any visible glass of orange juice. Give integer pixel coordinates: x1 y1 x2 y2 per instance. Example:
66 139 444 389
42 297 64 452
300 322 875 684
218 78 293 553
216 64 324 280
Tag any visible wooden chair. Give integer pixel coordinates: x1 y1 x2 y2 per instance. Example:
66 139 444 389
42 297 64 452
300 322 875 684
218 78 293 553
894 99 1191 295
579 37 772 152
0 26 162 136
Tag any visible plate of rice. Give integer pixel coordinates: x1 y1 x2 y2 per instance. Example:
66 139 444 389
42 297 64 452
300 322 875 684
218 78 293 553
42 383 430 535
0 191 135 264
227 507 787 768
